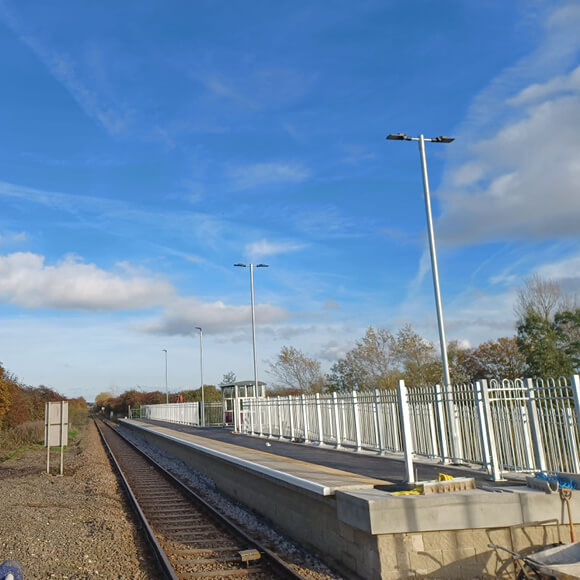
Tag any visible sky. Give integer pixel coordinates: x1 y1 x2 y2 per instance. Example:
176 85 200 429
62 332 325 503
0 1 579 401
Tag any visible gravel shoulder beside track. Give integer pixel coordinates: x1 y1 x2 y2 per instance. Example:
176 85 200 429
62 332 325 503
0 420 158 579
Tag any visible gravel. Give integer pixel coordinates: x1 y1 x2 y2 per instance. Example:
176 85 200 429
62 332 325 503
0 420 343 579
0 420 158 579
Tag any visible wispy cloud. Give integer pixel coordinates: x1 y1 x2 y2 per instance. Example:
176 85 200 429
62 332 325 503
245 239 306 260
0 4 132 135
227 162 310 190
0 231 28 244
0 252 174 310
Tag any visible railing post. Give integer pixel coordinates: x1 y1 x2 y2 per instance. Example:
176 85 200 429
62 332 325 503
289 396 295 441
373 389 384 454
352 391 362 451
475 381 492 472
428 401 438 459
479 379 503 481
257 398 263 436
301 394 310 442
249 398 255 435
315 393 324 444
434 384 449 463
445 382 463 463
525 378 547 472
397 380 415 484
333 392 342 448
277 396 284 440
267 398 272 438
566 375 580 473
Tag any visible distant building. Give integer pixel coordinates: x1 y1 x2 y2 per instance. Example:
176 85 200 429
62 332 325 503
220 380 266 430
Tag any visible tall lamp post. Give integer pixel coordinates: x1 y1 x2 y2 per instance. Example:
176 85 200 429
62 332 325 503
386 133 461 462
234 263 268 393
195 326 205 427
162 348 168 404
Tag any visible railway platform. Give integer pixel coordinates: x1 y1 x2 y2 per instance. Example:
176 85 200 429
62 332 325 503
119 419 580 580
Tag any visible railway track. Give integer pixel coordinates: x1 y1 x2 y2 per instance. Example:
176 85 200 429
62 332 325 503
95 419 306 579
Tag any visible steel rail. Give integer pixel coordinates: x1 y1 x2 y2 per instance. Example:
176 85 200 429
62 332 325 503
96 419 306 579
95 419 178 580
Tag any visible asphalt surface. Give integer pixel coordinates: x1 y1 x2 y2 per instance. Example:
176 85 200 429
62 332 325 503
136 419 525 491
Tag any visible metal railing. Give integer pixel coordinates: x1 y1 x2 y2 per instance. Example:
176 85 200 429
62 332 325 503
242 374 580 479
135 401 225 427
140 402 200 425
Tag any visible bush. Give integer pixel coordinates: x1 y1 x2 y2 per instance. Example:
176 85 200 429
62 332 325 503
0 420 44 460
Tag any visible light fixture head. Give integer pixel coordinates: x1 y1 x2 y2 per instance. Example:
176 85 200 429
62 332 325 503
233 263 247 267
256 264 269 268
433 136 455 143
386 133 411 141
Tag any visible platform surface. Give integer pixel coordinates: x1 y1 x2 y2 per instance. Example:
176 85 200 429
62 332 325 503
124 419 391 495
128 418 528 491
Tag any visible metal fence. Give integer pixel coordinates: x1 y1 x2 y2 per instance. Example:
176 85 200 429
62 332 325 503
135 401 224 427
139 402 200 425
242 375 580 479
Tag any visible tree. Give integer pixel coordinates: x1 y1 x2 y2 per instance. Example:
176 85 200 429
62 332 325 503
94 391 113 408
327 327 398 391
464 337 526 381
553 308 580 373
446 340 473 385
517 311 573 378
514 274 566 323
268 346 324 393
393 324 440 386
220 371 236 385
0 364 19 429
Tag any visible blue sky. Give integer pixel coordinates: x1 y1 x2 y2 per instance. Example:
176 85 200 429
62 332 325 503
1 1 579 400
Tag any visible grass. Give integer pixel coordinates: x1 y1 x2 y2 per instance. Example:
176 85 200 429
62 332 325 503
0 421 44 461
0 421 85 462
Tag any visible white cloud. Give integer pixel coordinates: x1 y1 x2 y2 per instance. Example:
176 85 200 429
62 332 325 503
0 252 174 310
227 162 310 190
138 296 289 336
437 4 580 245
244 239 306 260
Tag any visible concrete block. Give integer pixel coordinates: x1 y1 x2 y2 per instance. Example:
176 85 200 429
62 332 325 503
422 530 457 550
441 547 476 566
408 548 443 572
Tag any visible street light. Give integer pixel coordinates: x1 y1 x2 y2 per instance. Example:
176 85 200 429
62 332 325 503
385 133 454 392
162 349 168 404
195 326 205 427
387 132 463 463
234 263 268 393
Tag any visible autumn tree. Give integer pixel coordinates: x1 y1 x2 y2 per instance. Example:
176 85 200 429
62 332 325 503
446 340 473 384
393 324 440 386
0 364 19 429
94 391 113 408
463 337 526 381
268 346 324 393
327 327 398 390
181 385 221 402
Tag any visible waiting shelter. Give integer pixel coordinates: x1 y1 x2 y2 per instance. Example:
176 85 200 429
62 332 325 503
220 380 266 431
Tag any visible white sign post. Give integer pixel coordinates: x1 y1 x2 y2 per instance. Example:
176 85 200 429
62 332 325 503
44 401 68 475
